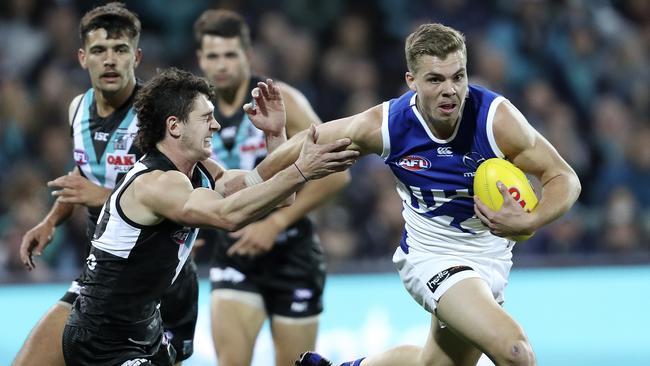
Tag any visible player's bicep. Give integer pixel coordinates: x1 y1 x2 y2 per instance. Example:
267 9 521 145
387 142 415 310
315 105 383 156
494 101 572 183
132 171 192 222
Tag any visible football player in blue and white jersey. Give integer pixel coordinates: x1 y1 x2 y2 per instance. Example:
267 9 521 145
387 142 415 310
229 23 581 366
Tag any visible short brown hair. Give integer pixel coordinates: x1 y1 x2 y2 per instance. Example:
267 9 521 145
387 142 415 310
193 9 252 50
405 23 466 73
134 68 215 153
79 2 141 46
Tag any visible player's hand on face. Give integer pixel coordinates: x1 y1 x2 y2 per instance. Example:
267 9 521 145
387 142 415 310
244 79 286 136
48 173 108 207
474 181 534 238
20 221 56 270
226 218 282 257
294 125 360 181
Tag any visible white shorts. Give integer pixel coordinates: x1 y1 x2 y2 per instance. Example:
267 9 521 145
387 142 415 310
393 246 512 315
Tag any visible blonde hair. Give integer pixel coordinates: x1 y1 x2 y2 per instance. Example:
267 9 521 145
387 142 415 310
405 23 466 73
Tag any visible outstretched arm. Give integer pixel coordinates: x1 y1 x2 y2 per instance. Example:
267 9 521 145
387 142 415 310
224 104 384 196
129 126 358 231
474 100 581 238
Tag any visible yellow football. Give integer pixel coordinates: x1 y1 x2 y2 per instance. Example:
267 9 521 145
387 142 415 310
473 158 538 241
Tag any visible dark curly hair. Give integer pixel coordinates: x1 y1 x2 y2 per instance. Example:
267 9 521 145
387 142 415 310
79 2 141 46
193 9 252 50
134 68 215 153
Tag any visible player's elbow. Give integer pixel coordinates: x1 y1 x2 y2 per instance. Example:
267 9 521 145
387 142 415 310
566 169 582 202
210 203 249 231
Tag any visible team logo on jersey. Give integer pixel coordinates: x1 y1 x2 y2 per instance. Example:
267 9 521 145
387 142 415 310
74 149 89 165
106 153 136 173
398 155 431 171
86 253 97 270
171 228 191 245
462 151 486 177
114 130 136 150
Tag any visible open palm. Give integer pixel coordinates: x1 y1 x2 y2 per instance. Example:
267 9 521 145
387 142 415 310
243 79 286 136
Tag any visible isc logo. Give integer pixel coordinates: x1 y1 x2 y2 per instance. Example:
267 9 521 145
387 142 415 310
398 155 431 171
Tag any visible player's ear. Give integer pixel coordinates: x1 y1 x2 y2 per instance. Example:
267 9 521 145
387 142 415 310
134 48 143 68
405 71 416 92
78 48 87 69
167 116 181 138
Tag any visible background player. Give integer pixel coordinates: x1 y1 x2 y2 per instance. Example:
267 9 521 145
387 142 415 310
15 3 143 365
226 23 581 366
193 9 350 366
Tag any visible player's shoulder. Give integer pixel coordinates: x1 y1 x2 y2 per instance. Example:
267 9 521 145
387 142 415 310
133 169 191 196
276 81 308 103
68 93 86 125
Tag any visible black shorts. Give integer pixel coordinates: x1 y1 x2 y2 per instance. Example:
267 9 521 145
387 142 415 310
160 259 199 362
210 219 325 318
60 279 82 305
60 261 199 363
62 314 175 366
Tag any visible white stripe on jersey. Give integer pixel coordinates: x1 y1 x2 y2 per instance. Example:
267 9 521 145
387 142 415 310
486 96 506 158
380 101 391 160
91 163 147 258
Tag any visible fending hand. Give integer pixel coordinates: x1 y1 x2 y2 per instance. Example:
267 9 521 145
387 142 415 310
294 125 359 181
243 79 286 136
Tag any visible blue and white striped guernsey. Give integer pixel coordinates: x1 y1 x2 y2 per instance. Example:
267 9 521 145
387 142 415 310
381 84 511 254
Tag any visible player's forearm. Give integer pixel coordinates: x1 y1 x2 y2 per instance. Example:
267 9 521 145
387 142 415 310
187 165 306 231
43 199 76 227
267 170 350 229
264 129 287 156
222 130 307 196
529 171 581 231
257 129 307 180
88 187 112 207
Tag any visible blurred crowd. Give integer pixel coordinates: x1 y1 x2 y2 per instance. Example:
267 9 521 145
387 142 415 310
1 0 648 280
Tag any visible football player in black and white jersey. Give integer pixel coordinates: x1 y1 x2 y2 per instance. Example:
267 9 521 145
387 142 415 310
15 3 144 366
193 10 351 366
60 68 357 366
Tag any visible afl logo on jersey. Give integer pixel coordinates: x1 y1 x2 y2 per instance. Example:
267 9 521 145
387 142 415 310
171 229 191 245
398 155 431 171
74 149 89 165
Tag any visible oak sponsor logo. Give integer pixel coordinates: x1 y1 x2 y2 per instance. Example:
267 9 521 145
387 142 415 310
106 153 136 173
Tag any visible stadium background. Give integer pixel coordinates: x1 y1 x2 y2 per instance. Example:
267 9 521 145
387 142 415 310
0 0 648 364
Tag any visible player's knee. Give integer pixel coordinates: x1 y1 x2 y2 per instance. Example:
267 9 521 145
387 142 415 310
494 337 535 366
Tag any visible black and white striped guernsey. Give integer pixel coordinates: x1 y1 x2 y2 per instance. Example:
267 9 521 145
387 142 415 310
67 148 214 334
